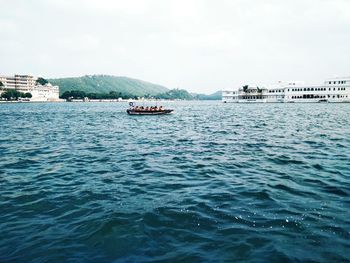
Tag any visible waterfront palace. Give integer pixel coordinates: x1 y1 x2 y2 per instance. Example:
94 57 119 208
222 77 350 103
0 74 59 101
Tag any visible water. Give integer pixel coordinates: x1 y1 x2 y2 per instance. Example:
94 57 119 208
0 101 349 262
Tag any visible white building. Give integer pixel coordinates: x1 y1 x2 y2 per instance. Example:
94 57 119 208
0 74 60 101
222 77 350 103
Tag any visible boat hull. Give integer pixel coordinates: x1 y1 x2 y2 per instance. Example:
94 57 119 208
126 109 173 115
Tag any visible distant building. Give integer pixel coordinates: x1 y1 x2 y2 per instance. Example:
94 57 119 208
222 77 350 103
0 74 59 101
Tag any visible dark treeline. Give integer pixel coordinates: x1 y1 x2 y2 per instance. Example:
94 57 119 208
60 88 221 100
0 89 32 100
60 89 193 100
60 90 137 100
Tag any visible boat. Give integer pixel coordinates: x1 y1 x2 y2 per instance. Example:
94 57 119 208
126 108 173 115
318 99 328 103
126 102 173 115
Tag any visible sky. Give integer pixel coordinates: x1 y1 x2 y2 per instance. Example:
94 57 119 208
1 0 350 94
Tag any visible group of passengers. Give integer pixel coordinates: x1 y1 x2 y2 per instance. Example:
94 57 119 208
133 106 164 111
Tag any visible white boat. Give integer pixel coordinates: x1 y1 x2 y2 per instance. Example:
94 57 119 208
222 77 350 103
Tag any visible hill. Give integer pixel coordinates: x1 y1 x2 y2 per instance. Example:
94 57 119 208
193 90 222 100
156 89 193 100
49 75 169 97
152 89 222 100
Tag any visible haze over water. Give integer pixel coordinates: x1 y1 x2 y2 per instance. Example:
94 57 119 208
0 101 349 262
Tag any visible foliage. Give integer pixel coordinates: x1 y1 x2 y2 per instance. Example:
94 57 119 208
0 89 32 100
60 90 136 100
155 89 193 100
36 77 49 85
61 90 86 99
0 81 3 87
243 85 249 92
50 75 169 97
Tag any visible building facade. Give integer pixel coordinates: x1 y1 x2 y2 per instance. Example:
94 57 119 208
0 74 59 101
222 77 350 103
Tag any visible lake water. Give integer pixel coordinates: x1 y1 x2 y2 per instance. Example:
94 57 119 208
0 101 349 262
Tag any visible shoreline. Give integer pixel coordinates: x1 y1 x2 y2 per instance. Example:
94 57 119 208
0 99 221 104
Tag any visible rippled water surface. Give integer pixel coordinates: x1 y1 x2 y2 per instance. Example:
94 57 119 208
0 101 350 262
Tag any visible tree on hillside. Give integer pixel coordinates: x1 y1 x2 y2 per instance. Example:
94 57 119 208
108 91 123 99
36 77 49 85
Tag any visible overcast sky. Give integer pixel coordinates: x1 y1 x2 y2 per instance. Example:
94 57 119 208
1 0 349 93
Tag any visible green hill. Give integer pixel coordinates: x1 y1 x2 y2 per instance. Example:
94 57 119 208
49 75 169 97
193 90 222 100
156 89 193 100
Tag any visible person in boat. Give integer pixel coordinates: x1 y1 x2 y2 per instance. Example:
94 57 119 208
159 106 163 111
